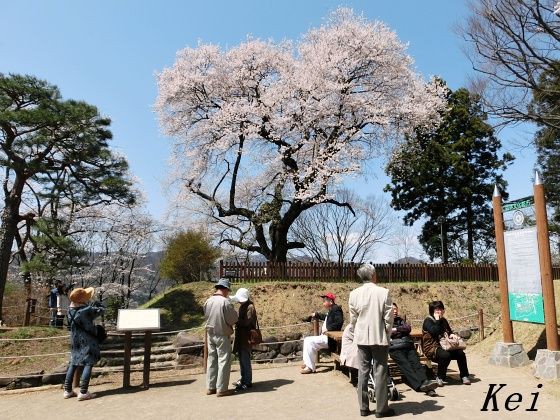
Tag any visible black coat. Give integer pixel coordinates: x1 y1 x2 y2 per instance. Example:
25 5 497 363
316 304 344 352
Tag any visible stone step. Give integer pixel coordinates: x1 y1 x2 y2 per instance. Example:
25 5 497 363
101 352 176 367
101 344 176 357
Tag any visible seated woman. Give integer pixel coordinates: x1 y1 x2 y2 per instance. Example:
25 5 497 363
389 303 438 395
340 323 359 385
421 300 471 386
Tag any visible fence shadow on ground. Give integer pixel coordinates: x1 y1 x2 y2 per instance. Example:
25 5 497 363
249 378 294 393
94 379 196 398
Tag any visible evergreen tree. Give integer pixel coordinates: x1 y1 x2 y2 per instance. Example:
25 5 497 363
385 83 513 262
0 74 135 318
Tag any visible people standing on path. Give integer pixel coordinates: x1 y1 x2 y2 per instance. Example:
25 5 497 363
204 278 239 397
63 287 105 401
300 292 343 374
232 287 257 391
48 280 63 327
422 300 471 386
56 284 70 329
349 263 395 418
389 302 438 396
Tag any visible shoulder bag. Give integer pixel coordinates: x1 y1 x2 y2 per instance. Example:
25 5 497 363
248 316 263 346
439 332 466 351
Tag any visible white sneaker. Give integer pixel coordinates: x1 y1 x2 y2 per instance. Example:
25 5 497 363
462 376 471 385
436 377 447 387
77 391 95 401
63 390 77 399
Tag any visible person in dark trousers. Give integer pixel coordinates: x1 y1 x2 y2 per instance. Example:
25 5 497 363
48 280 63 327
422 300 471 386
349 263 395 418
232 287 257 391
300 292 343 374
63 287 105 401
389 303 438 395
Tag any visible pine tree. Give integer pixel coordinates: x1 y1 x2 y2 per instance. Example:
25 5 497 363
385 83 513 262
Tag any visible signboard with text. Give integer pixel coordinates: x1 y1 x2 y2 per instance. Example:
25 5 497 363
503 227 544 323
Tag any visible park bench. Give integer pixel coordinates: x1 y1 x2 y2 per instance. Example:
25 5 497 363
325 329 436 383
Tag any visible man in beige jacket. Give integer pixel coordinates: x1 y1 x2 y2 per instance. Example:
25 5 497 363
204 278 239 397
349 264 394 418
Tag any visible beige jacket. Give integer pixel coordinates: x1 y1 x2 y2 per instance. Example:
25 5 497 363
204 294 239 336
348 282 393 346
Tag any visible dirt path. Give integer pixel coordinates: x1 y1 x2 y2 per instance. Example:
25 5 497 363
0 353 557 419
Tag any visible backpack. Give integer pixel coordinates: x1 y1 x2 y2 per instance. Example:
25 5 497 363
95 325 108 343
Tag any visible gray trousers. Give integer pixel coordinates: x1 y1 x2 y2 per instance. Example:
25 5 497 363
206 333 232 392
357 344 389 414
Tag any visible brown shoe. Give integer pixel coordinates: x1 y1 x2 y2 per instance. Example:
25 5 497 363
217 389 235 397
300 367 313 374
206 389 216 395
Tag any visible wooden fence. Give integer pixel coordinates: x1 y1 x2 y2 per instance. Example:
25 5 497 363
220 261 560 283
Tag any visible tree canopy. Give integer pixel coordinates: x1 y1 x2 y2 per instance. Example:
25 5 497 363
156 8 444 262
385 83 513 262
160 230 221 284
0 73 135 318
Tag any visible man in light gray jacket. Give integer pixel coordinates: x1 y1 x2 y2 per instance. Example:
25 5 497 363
349 264 394 418
204 278 239 397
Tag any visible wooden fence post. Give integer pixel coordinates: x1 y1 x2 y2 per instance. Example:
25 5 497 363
478 309 484 341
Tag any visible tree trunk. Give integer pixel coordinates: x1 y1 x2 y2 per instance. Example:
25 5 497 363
0 178 25 320
466 205 474 260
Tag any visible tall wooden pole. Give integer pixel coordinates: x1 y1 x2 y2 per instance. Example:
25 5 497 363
492 185 514 343
533 172 560 351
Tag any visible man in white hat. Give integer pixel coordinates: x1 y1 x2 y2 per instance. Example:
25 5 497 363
203 278 239 397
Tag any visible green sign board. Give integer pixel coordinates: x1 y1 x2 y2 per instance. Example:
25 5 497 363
508 293 545 324
503 196 534 212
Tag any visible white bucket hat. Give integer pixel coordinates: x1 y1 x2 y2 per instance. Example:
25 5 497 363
235 288 250 303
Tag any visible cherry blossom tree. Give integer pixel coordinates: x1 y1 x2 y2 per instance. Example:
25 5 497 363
156 8 444 262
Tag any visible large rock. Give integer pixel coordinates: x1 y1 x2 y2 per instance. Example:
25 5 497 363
457 329 472 340
273 354 288 364
254 350 276 363
42 364 68 385
175 332 204 356
279 341 299 355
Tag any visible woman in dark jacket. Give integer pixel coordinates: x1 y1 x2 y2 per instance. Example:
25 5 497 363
63 287 105 401
422 300 471 386
233 288 257 391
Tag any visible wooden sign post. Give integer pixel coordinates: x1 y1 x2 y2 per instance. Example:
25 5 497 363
117 309 161 389
533 173 560 351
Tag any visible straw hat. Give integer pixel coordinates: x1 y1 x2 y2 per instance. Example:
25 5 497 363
69 287 95 304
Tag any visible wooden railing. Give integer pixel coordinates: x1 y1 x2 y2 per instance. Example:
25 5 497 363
220 261 560 283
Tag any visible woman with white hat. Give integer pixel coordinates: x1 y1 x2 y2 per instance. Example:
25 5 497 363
232 288 258 391
63 287 105 401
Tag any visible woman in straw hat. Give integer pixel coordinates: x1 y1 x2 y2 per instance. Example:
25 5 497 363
63 287 105 401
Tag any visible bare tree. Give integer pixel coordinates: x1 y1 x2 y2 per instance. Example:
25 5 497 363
291 189 392 263
458 0 560 129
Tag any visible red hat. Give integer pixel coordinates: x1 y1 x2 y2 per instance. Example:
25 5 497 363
320 292 336 302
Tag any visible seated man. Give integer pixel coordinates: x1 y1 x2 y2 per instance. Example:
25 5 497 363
301 292 343 374
389 302 438 396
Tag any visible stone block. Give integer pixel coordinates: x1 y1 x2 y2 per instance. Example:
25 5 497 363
533 349 560 379
488 342 530 367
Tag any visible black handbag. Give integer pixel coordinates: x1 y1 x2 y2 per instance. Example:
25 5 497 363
389 336 415 351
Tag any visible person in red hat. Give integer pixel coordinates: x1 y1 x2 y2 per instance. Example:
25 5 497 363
300 292 343 374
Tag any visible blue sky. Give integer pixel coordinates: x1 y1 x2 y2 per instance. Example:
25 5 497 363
1 0 537 260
